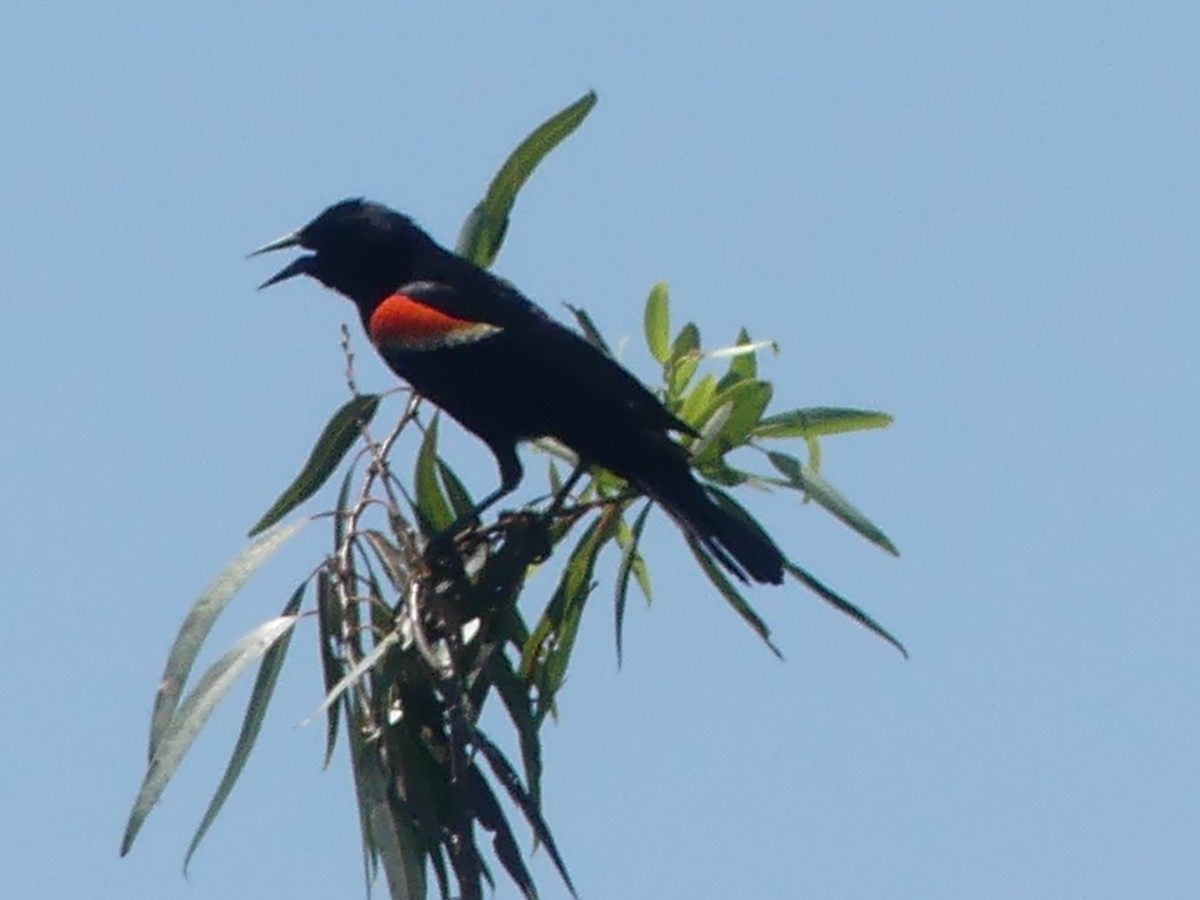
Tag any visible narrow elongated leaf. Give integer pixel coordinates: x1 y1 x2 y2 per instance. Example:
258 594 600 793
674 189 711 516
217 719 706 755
684 534 782 658
414 415 455 534
315 572 343 769
249 394 381 536
353 735 426 900
474 730 578 897
361 529 409 590
521 511 618 713
149 518 309 762
488 651 543 811
614 502 653 667
457 90 598 268
437 459 477 522
333 456 358 551
465 766 537 900
122 615 300 856
344 722 381 892
184 583 307 872
370 765 428 900
307 631 402 725
754 407 892 440
644 282 671 364
767 451 899 555
784 560 908 657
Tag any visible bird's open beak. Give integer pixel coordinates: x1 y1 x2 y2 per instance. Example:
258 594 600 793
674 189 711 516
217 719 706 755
248 230 314 289
247 231 301 258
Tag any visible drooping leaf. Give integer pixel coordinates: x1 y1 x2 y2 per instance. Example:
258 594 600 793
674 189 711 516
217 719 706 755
754 407 892 440
521 511 618 714
644 282 671 364
464 765 538 900
767 450 898 555
488 650 543 811
184 582 307 872
149 518 309 763
249 394 381 536
456 91 598 268
353 733 427 900
474 729 578 897
784 560 908 657
308 631 402 723
613 502 654 666
315 572 343 770
683 534 781 658
122 615 300 856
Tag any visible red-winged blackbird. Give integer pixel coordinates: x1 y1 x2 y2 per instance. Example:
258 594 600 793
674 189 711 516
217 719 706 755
252 199 784 584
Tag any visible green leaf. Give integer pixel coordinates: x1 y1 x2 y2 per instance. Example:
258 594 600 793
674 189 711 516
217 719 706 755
437 459 477 522
414 415 456 534
644 282 671 364
474 730 578 897
464 765 538 898
783 560 908 657
754 407 892 440
148 518 309 763
693 379 772 461
332 457 358 551
309 631 402 722
666 321 702 397
677 373 718 430
249 394 381 536
184 582 307 872
566 304 613 356
614 502 653 667
122 615 300 856
351 734 427 900
766 451 899 555
716 380 773 449
683 534 781 658
360 529 409 590
488 651 543 811
521 512 618 713
315 572 342 770
456 90 598 268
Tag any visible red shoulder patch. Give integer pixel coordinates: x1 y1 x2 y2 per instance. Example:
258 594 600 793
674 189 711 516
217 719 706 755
368 292 501 350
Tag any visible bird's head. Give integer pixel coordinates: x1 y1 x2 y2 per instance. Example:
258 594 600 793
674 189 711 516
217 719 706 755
251 198 435 304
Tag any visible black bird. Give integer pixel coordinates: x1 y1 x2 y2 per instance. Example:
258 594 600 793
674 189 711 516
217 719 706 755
252 199 784 584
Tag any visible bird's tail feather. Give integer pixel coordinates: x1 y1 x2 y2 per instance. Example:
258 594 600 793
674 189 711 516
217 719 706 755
644 474 785 585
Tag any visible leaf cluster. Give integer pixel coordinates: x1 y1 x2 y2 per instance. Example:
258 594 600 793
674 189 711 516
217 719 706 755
123 92 902 900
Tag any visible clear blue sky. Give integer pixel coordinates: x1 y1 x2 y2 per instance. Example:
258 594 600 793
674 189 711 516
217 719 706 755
3 2 1197 898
